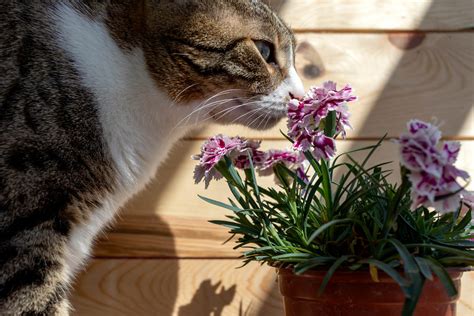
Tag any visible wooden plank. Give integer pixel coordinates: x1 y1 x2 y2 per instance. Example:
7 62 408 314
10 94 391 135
93 140 474 258
95 215 236 258
267 0 474 31
71 260 473 316
189 33 474 139
71 260 283 316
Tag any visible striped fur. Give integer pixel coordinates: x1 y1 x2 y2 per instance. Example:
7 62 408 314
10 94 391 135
0 0 304 314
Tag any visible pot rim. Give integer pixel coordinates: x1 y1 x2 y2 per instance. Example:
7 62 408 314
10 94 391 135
276 265 469 281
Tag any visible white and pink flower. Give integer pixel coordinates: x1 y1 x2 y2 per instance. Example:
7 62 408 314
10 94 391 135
398 120 471 213
192 135 247 187
287 81 356 160
193 136 308 186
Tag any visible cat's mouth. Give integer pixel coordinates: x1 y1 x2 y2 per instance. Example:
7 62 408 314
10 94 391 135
209 97 287 130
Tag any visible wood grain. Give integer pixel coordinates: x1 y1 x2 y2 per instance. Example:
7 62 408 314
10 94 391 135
92 140 474 258
71 260 283 316
73 2 474 314
190 33 474 139
267 0 474 31
71 260 473 316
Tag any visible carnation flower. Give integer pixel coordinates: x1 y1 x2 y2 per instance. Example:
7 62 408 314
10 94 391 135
258 150 305 175
399 120 445 178
287 81 356 160
193 135 247 187
398 120 471 213
234 139 265 169
258 149 308 183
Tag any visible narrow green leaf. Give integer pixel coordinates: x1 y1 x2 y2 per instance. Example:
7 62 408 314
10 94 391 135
386 239 419 275
454 210 472 231
199 195 243 213
425 257 458 297
318 256 351 295
414 257 433 281
307 219 356 244
359 259 411 297
405 244 474 258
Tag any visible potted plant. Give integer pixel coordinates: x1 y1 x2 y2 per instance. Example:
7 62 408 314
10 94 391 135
192 82 474 316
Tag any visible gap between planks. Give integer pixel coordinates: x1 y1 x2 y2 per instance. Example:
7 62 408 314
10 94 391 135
184 137 474 142
92 256 239 260
293 29 474 34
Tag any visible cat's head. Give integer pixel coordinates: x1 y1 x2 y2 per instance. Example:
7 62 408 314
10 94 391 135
128 0 305 130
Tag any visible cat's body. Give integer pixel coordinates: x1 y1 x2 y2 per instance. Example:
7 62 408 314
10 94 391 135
0 1 304 314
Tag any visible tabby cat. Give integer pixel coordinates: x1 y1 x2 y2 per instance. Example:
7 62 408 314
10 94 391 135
0 0 304 314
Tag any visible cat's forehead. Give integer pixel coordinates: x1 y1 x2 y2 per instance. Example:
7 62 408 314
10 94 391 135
174 0 294 41
219 0 295 45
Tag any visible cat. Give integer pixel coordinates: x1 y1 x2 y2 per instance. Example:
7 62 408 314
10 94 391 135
0 0 305 314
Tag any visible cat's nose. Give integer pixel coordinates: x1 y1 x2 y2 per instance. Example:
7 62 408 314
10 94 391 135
287 67 305 99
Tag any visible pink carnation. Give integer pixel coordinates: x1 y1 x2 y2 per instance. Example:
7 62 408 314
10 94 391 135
259 150 305 175
293 129 336 161
193 135 247 187
399 120 445 178
398 120 471 213
258 149 308 183
193 136 307 187
234 139 266 169
287 81 356 160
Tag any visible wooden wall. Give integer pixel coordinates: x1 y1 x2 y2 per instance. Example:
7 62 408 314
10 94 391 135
71 1 474 315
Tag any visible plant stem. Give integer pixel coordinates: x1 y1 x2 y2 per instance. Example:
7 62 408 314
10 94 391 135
377 167 411 257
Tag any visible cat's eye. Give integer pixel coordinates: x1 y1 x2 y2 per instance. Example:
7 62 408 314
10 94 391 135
254 40 275 64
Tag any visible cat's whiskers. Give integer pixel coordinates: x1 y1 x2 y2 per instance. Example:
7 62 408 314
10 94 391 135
258 112 272 130
247 111 267 128
200 99 264 124
172 83 199 104
176 88 256 128
228 107 263 126
172 89 242 129
172 98 234 132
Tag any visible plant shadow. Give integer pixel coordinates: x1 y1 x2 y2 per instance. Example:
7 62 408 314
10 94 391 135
177 280 237 316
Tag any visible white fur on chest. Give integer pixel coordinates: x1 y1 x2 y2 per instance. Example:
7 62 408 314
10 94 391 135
54 4 194 278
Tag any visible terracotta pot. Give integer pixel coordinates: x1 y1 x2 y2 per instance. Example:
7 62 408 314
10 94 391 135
278 268 463 316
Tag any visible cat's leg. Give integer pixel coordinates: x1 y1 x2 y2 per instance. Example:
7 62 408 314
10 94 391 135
0 219 73 315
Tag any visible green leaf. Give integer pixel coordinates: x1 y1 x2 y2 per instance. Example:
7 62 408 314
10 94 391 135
294 257 336 274
199 195 243 213
307 219 356 244
414 257 433 281
454 210 472 231
437 257 474 266
425 257 458 297
318 256 351 295
272 253 313 260
360 259 411 297
245 151 261 204
386 239 419 275
405 244 474 258
401 275 425 316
